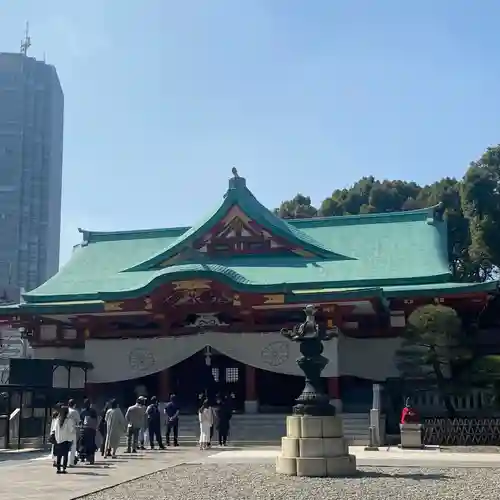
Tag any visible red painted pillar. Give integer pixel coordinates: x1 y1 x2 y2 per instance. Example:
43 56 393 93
245 365 258 413
158 368 171 402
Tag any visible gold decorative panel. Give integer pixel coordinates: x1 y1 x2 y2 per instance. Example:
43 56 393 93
172 280 212 291
104 301 124 312
263 294 285 305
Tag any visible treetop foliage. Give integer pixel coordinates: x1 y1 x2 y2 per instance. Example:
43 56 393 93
274 144 500 283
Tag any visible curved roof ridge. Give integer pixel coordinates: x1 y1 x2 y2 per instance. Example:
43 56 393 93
238 187 340 254
78 226 189 243
289 204 444 227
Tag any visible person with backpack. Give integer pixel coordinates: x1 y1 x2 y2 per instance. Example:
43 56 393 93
146 396 165 450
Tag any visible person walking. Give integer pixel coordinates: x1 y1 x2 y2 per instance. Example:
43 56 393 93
50 406 75 474
67 399 80 466
97 401 110 457
79 399 98 464
50 403 63 468
215 396 232 446
146 396 165 450
125 398 146 453
165 394 180 447
104 399 126 458
137 397 148 450
198 399 213 450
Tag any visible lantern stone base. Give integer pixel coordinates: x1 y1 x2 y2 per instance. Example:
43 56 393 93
276 415 357 477
399 423 423 449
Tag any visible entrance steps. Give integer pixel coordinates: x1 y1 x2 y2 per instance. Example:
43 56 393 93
174 413 372 445
4 414 374 449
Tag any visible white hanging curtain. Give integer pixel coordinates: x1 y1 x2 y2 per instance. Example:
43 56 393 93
85 333 340 383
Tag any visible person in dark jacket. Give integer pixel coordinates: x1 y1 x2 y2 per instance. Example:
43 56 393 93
97 401 111 457
79 399 98 464
165 394 180 446
146 396 164 449
214 396 232 446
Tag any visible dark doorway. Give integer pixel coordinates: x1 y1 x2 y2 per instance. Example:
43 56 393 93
256 369 303 412
256 369 327 413
119 372 160 407
170 351 211 412
211 353 246 412
170 350 246 412
340 376 373 413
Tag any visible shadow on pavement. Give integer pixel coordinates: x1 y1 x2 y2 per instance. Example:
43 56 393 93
359 470 451 480
67 471 109 477
0 450 47 463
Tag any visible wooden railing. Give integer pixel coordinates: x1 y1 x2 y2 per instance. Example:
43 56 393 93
413 389 494 415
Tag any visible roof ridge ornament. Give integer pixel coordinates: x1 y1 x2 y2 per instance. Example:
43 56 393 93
227 167 246 192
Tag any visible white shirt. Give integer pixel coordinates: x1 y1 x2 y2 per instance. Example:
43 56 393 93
51 417 75 444
68 408 80 434
199 407 213 426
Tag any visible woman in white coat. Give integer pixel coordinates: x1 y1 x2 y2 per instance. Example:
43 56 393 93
198 399 213 450
50 406 75 474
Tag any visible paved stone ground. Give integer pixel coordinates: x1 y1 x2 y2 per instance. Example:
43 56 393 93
5 445 500 500
441 445 500 453
0 447 45 462
0 447 203 500
82 463 499 500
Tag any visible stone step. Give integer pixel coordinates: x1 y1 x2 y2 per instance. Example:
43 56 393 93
169 413 372 445
7 414 374 448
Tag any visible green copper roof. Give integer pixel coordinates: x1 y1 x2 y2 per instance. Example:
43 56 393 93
125 175 347 271
10 173 467 306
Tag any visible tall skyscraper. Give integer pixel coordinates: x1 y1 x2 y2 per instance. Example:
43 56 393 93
0 51 64 291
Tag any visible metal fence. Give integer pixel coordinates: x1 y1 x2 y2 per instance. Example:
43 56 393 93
0 384 86 449
423 417 500 446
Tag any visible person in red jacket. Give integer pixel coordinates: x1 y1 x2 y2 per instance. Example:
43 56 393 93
400 398 420 424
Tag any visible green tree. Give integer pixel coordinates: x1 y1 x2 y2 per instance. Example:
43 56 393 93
274 194 318 219
396 304 469 416
461 145 500 281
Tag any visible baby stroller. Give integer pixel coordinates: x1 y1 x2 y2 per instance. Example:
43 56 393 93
77 424 97 465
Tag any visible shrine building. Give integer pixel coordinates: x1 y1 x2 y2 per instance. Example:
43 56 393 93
0 171 498 413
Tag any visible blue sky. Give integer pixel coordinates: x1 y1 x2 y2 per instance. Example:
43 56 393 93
1 1 500 266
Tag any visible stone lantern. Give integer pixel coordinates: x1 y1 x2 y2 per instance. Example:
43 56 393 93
276 305 357 477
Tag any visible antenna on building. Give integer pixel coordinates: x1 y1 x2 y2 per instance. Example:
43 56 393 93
20 21 31 56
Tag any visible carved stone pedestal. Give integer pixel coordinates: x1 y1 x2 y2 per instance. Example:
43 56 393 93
276 415 357 477
400 423 423 449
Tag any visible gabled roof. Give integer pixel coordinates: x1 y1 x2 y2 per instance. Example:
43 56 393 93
8 172 463 306
123 173 347 271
